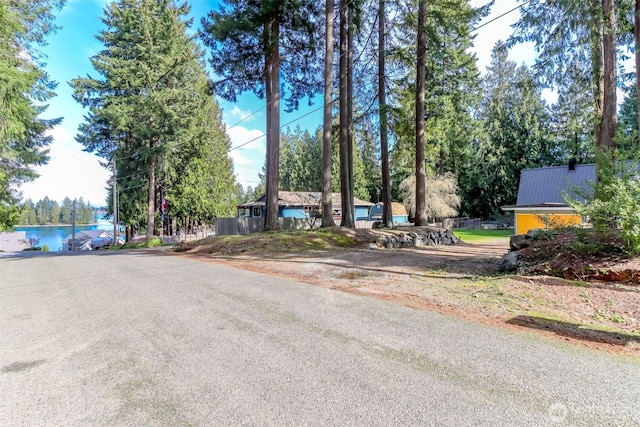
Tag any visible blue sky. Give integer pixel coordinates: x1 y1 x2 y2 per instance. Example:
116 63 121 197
20 0 531 206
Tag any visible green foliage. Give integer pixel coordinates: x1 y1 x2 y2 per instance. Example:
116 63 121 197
0 204 20 232
463 42 552 219
119 236 163 249
617 84 640 159
387 0 484 207
0 0 64 231
567 159 640 256
200 0 322 110
41 244 49 252
72 0 238 238
549 57 595 163
19 197 96 225
564 227 624 257
510 0 594 91
146 237 162 248
279 126 322 192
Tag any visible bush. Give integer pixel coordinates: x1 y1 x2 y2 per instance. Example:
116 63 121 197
566 156 640 256
147 237 162 247
42 244 50 252
119 237 163 249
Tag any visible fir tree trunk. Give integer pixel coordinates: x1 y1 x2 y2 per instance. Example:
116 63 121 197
264 18 281 231
601 0 617 151
379 0 392 228
414 0 427 226
339 0 354 227
345 4 355 227
591 0 604 150
321 0 335 228
147 141 156 240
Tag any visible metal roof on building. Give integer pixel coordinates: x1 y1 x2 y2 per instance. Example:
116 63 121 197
515 163 596 207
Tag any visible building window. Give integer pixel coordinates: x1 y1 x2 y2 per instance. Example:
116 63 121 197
304 205 321 217
253 207 261 217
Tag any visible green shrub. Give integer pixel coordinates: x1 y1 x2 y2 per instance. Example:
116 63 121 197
566 156 640 256
42 244 50 252
147 237 162 247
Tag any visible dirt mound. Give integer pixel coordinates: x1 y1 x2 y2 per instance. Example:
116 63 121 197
518 229 640 284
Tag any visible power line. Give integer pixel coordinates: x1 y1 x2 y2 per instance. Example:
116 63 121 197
110 2 526 188
470 0 532 34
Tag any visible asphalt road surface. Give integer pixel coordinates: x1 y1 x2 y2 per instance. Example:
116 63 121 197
1 250 639 426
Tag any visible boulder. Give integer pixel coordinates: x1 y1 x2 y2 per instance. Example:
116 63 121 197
509 234 531 251
499 250 520 273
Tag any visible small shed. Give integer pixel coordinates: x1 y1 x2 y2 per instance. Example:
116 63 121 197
502 162 592 235
368 202 409 223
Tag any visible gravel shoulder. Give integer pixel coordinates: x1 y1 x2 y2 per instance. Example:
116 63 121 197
173 237 640 358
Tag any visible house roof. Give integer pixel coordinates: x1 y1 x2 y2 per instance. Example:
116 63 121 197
62 229 112 243
390 202 408 216
513 163 595 208
238 191 374 209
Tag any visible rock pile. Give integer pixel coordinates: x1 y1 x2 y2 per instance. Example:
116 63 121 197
372 229 459 249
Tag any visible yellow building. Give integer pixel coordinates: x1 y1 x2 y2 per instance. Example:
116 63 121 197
502 162 592 235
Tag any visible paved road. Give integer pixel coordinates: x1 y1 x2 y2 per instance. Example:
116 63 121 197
1 251 639 426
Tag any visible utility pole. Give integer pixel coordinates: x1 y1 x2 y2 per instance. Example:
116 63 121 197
113 158 119 247
71 199 76 250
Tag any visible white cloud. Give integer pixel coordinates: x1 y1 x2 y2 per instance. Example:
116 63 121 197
224 105 255 124
225 126 266 188
18 126 111 205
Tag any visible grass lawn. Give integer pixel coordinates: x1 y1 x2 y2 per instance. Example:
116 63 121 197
453 228 512 243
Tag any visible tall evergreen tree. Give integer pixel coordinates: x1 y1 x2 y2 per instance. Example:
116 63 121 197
201 0 322 231
512 0 620 208
549 56 595 163
338 0 355 227
73 0 236 240
617 83 639 158
414 0 427 226
0 0 64 230
321 0 336 227
378 0 392 226
468 41 551 218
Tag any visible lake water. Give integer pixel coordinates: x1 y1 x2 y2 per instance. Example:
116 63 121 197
15 223 114 251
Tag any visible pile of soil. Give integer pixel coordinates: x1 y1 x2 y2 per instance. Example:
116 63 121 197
518 230 640 284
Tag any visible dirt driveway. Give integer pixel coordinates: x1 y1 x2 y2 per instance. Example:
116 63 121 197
179 237 640 358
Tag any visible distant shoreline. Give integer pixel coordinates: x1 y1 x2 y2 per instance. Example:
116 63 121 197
15 223 109 228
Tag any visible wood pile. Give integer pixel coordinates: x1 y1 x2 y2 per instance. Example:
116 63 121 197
372 229 459 249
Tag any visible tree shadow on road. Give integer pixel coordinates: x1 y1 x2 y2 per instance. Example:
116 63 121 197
506 315 640 348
